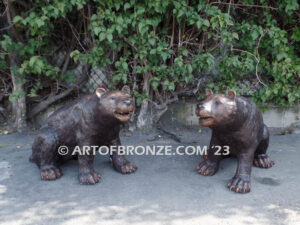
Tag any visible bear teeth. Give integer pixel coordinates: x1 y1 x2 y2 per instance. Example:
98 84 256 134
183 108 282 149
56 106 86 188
116 112 130 116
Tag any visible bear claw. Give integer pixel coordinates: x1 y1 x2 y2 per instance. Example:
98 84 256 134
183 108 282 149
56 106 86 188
120 162 138 174
253 154 274 168
40 166 63 180
111 156 138 174
197 160 218 176
227 176 251 193
79 170 100 185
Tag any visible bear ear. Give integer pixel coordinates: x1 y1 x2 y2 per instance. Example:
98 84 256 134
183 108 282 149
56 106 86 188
95 88 107 98
121 85 130 94
228 90 236 99
205 89 214 96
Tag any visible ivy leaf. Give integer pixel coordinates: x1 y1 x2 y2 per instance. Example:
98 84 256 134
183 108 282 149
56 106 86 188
149 38 155 46
232 32 239 40
122 62 128 71
124 3 131 11
152 81 159 90
168 82 175 91
99 32 106 41
36 19 45 27
94 27 101 36
251 30 259 40
107 33 113 42
203 19 210 27
196 20 202 29
13 16 23 23
70 50 80 62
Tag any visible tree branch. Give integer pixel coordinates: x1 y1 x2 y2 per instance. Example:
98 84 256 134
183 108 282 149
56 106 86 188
28 66 89 119
209 2 278 10
231 30 268 86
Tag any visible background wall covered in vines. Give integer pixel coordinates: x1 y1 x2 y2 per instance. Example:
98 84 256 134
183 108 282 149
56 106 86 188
0 0 299 130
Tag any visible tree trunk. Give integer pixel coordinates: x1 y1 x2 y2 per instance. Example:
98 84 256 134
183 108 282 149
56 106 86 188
10 56 27 132
137 98 149 129
136 71 151 129
5 0 27 131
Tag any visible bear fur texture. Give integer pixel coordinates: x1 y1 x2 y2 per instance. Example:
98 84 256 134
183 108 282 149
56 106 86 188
195 90 274 193
30 85 137 185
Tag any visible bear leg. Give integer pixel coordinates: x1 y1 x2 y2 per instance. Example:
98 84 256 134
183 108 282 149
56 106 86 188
228 150 255 193
31 127 63 181
78 154 100 185
197 135 222 176
253 124 274 168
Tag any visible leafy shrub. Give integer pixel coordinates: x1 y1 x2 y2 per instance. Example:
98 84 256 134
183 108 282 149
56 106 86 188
1 0 299 109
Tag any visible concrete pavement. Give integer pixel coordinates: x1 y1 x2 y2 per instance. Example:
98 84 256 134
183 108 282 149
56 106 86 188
0 127 299 225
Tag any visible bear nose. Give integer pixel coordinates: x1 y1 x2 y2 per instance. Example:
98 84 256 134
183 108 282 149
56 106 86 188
123 99 132 106
198 104 205 110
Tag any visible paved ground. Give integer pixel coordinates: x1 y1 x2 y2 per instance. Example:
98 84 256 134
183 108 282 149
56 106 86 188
0 126 299 225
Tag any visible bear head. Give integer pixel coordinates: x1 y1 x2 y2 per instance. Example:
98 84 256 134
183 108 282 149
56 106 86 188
195 90 237 128
95 85 134 122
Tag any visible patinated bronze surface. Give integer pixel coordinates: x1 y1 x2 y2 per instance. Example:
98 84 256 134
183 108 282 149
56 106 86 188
30 86 137 184
195 90 274 193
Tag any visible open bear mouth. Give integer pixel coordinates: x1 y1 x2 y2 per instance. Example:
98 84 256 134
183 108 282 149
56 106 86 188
199 116 213 120
199 116 214 124
115 111 131 116
199 116 214 126
114 111 133 120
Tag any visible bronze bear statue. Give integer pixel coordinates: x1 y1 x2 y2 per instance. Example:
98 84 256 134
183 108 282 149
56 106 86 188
195 90 274 193
30 85 137 184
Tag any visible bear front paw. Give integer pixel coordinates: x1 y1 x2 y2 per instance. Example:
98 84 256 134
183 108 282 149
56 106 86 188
253 154 274 168
118 162 138 174
40 166 63 180
112 156 138 174
197 160 218 176
227 175 251 193
78 170 100 185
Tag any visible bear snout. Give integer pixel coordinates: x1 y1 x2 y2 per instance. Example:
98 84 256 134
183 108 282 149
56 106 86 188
197 104 205 110
123 99 132 106
195 104 206 116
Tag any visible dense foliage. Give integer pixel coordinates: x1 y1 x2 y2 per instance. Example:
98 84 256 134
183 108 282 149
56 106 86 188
0 0 299 128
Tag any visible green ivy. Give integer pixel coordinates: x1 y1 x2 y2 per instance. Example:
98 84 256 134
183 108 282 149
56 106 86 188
1 0 299 107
